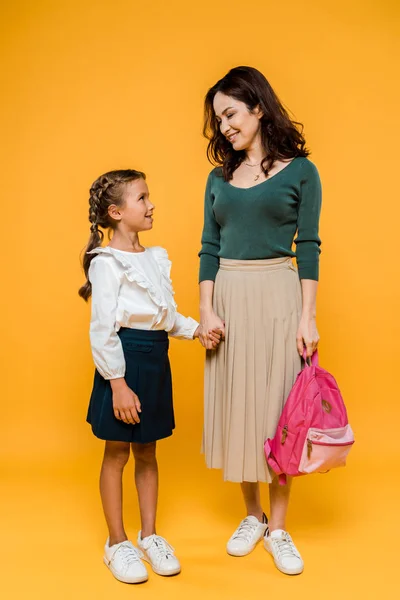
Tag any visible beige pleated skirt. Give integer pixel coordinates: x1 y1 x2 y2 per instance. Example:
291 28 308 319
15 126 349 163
202 257 302 483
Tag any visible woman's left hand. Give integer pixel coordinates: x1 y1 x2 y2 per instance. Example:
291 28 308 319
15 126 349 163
296 315 319 358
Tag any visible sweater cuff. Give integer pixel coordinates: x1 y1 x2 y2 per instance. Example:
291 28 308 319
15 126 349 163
199 254 219 283
297 262 319 281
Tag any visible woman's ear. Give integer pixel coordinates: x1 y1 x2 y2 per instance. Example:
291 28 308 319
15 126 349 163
254 104 264 119
108 204 122 222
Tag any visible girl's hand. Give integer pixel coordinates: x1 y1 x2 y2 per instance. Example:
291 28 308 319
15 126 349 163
199 310 225 350
194 325 222 347
296 315 319 358
110 378 141 424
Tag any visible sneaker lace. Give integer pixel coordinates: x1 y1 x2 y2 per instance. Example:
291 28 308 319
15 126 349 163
273 533 300 560
114 543 142 569
147 535 175 561
232 518 258 543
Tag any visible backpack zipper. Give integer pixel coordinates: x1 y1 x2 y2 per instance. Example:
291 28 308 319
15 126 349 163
307 438 355 458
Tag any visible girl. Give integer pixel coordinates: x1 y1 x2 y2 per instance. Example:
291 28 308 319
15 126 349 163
198 67 322 575
79 169 221 584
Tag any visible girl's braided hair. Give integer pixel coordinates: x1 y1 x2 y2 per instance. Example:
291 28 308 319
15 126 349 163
78 169 146 301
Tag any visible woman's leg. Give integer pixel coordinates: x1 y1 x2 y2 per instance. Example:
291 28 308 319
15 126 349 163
226 482 267 557
265 477 304 575
268 476 292 531
240 482 264 521
131 441 158 539
100 440 131 546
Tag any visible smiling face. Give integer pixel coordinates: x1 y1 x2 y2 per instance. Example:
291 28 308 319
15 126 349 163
108 178 154 232
213 92 263 152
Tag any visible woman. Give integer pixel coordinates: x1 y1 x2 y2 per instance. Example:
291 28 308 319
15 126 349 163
198 66 322 575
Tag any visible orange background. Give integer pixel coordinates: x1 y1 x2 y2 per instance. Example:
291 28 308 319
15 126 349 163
1 1 398 598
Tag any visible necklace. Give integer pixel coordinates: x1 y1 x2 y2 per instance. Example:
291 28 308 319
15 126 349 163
244 161 262 181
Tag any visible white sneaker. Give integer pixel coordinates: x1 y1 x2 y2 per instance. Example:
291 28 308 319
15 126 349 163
227 514 269 557
137 532 181 576
103 538 148 584
264 529 304 575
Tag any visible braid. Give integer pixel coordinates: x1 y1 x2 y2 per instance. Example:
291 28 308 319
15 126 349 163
89 177 113 230
79 169 146 301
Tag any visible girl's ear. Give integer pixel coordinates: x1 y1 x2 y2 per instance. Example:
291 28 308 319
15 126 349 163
108 204 122 221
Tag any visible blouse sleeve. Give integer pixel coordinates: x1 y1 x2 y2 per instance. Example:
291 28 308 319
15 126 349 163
169 312 199 340
88 257 126 380
294 160 322 281
198 171 221 283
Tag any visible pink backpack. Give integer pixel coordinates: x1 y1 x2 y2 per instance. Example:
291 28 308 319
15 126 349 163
264 351 354 485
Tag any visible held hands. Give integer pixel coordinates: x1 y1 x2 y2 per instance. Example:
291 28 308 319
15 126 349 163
197 310 225 350
296 314 320 358
110 378 141 425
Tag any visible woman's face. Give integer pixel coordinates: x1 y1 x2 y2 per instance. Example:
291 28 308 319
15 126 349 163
109 178 155 232
213 92 262 152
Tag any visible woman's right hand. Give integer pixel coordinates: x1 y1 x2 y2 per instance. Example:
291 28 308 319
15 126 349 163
110 378 141 424
199 310 225 350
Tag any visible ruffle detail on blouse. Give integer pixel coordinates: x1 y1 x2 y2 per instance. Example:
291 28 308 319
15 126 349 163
148 246 177 310
87 246 176 325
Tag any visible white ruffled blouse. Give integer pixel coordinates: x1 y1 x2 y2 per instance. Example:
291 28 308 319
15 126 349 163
87 246 199 380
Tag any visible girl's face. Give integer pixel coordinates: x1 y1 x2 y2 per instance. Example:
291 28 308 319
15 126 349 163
110 178 154 232
213 92 263 152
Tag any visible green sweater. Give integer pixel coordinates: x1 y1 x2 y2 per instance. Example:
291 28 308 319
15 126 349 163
199 157 322 282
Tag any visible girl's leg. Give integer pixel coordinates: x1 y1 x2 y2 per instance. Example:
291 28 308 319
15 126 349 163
268 476 292 531
100 441 131 546
240 482 264 521
131 442 158 539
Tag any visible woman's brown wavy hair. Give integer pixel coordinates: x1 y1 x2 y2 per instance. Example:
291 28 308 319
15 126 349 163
203 66 309 181
78 169 146 301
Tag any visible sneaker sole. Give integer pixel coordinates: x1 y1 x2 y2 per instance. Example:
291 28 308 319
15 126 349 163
141 554 181 577
103 557 149 584
227 534 267 557
151 565 181 577
263 544 304 576
227 543 257 557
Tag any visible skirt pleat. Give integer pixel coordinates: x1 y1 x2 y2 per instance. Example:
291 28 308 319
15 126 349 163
202 257 302 483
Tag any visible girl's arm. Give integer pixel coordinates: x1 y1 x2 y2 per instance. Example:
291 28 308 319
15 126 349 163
89 258 141 424
169 313 199 340
89 258 126 380
169 310 222 346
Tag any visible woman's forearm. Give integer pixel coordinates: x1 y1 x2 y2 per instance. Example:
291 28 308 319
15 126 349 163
297 278 319 356
199 280 215 315
300 279 318 318
198 280 225 350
